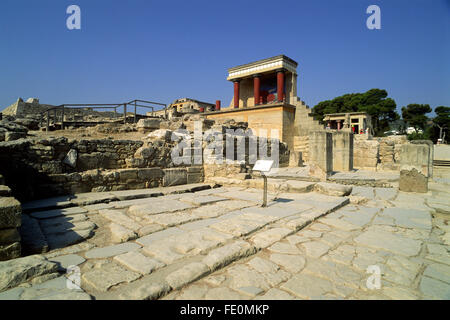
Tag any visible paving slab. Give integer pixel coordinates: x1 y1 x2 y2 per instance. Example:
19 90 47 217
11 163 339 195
30 207 88 219
129 200 195 216
82 263 140 292
84 242 141 259
354 227 422 257
166 262 210 289
202 240 256 271
99 209 141 231
114 251 165 275
48 254 86 271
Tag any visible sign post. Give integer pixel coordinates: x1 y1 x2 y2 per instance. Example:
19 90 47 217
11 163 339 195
252 160 274 207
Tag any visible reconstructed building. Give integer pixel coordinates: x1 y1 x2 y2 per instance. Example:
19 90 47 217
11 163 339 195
204 55 323 154
323 112 373 135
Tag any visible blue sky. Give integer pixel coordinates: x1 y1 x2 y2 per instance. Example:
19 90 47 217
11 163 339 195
0 0 449 115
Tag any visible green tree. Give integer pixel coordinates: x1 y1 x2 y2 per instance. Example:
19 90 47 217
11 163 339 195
430 106 450 143
311 89 399 136
401 104 432 131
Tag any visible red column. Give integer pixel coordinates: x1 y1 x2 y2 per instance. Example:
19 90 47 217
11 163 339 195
337 121 341 130
233 81 240 108
253 75 260 106
215 100 221 111
277 70 285 102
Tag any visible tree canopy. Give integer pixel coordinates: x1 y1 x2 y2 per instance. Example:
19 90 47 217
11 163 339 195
311 89 399 136
401 104 432 130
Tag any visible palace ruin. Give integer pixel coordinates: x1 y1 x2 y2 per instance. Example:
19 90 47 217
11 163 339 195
0 55 449 300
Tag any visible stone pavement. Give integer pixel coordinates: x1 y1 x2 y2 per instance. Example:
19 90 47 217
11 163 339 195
0 180 449 300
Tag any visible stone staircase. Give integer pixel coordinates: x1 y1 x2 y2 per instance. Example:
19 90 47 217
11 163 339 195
291 98 323 162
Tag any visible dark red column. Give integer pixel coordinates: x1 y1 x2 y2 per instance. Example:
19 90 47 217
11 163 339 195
233 81 240 108
277 70 285 102
215 100 221 111
253 75 260 106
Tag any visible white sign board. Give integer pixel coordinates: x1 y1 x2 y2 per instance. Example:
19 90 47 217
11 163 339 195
252 160 274 173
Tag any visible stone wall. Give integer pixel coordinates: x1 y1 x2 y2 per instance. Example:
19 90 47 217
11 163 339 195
0 174 21 261
0 137 179 201
353 135 409 171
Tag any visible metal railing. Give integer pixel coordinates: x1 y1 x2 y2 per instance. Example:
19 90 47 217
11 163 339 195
39 99 167 131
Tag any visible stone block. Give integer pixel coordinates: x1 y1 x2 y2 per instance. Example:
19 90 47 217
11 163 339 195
332 131 353 172
0 228 20 245
137 119 161 132
309 131 332 174
399 166 428 193
137 168 163 180
162 168 187 187
0 255 58 290
119 169 138 181
0 197 21 229
187 172 203 184
289 151 303 167
400 143 432 177
0 242 21 261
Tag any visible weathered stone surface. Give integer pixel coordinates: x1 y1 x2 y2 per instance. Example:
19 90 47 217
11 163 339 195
0 242 21 261
44 242 94 259
270 253 306 273
119 281 170 300
63 149 77 168
268 242 301 255
419 276 450 299
30 207 88 220
281 273 334 299
109 223 137 243
114 251 165 274
399 166 428 193
42 220 96 236
204 287 244 300
227 264 270 291
315 182 352 197
0 228 20 244
19 214 48 254
142 243 184 264
0 255 58 291
285 180 315 193
354 228 422 257
49 254 85 271
129 200 194 216
99 209 141 231
46 228 94 250
145 212 199 227
423 263 450 284
0 197 21 228
166 262 210 289
380 207 432 231
302 241 331 258
84 242 141 259
202 240 256 271
82 263 140 292
137 224 164 237
179 195 226 206
176 285 209 300
247 257 280 273
255 288 295 300
250 228 293 249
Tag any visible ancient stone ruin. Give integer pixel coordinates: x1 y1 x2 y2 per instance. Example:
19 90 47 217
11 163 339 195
0 55 449 300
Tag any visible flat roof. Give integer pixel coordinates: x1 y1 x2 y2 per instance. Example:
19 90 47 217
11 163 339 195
228 55 298 73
